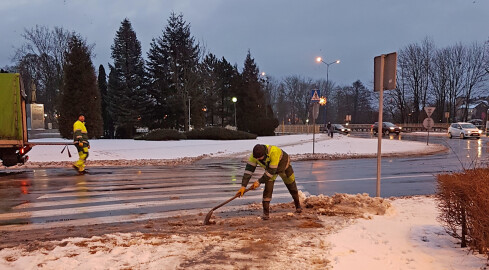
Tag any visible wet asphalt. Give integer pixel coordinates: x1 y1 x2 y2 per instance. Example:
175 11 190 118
0 132 487 228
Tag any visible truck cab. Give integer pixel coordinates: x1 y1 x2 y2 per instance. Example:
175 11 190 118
0 73 31 167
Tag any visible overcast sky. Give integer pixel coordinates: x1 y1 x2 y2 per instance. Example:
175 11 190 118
1 0 488 89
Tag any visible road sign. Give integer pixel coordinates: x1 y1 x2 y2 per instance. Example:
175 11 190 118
424 107 435 117
311 89 320 102
374 52 397 91
423 117 434 129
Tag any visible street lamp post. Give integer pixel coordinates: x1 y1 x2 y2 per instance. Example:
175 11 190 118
260 72 269 118
316 57 340 126
232 97 237 128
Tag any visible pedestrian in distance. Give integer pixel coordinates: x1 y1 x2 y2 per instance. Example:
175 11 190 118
327 122 334 138
73 113 90 175
236 144 302 220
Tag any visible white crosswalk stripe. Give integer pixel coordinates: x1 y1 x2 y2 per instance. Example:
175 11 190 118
0 171 306 230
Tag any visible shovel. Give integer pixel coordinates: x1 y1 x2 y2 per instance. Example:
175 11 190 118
203 186 255 225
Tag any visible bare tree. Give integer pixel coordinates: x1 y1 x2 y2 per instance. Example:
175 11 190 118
397 38 434 123
13 25 72 126
461 42 489 121
446 44 467 122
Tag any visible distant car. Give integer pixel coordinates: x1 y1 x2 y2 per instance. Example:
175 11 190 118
448 122 482 139
371 122 402 135
333 124 351 134
467 119 484 130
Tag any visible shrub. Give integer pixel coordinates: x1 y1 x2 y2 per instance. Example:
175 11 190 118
247 118 279 136
185 127 257 140
437 168 489 258
134 129 186 141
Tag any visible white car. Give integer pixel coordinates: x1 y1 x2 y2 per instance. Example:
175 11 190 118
448 122 482 139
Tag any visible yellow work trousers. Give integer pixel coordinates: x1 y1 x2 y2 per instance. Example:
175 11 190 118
74 146 89 172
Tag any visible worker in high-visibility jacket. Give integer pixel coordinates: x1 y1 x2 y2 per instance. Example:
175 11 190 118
236 144 302 220
73 113 90 174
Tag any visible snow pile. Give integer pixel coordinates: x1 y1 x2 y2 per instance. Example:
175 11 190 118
305 193 392 217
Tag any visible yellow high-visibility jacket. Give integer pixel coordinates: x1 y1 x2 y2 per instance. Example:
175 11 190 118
241 144 290 187
73 120 89 146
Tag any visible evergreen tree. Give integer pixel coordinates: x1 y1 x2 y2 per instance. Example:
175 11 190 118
59 35 103 139
236 51 278 135
216 57 239 127
108 18 149 138
201 53 219 126
98 64 113 137
147 12 201 131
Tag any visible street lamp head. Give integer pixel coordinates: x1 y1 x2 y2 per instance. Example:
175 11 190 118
232 97 237 103
261 72 266 76
335 60 340 64
316 57 322 63
319 96 327 105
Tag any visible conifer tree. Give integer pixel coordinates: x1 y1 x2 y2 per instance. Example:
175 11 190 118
98 64 113 137
59 35 103 139
147 13 201 131
108 18 149 138
236 51 278 135
216 57 239 127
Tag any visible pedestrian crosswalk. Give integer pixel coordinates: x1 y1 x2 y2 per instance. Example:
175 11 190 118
0 164 306 231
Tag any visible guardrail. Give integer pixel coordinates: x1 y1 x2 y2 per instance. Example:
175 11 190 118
275 123 452 134
275 124 320 134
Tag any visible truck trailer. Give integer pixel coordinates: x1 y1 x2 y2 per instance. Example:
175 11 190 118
0 73 31 166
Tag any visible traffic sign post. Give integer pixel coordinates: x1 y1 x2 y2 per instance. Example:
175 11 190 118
311 90 321 154
373 52 397 197
423 117 435 145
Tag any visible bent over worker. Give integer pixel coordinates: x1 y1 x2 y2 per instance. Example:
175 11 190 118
236 144 302 220
73 113 89 174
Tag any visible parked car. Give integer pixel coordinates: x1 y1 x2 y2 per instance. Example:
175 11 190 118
448 122 482 139
333 124 351 135
371 122 402 135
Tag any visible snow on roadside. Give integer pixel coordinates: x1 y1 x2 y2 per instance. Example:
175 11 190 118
21 134 446 168
0 195 486 270
325 196 487 270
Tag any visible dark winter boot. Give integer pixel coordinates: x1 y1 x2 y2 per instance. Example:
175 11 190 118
286 182 302 213
292 193 302 213
262 201 270 220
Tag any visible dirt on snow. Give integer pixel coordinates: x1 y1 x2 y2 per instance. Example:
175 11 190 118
0 193 391 269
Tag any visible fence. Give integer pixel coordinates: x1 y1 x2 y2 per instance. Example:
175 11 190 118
276 123 451 134
275 124 320 134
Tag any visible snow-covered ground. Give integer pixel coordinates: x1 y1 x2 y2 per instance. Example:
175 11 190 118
25 133 446 165
1 134 486 269
0 196 486 270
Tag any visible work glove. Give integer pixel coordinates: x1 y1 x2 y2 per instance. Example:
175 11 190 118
251 180 260 190
78 142 83 147
236 186 246 197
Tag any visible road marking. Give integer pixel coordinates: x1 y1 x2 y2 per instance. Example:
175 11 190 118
38 185 290 199
17 187 291 209
0 193 293 221
299 174 434 183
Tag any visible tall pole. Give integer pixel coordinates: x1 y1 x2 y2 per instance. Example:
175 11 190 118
376 55 385 198
188 97 191 130
232 97 237 128
326 65 329 128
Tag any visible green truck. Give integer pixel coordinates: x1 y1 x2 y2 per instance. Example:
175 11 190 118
0 73 31 166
